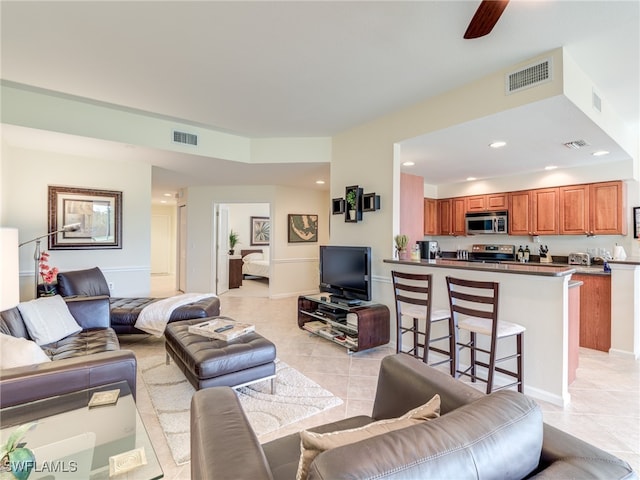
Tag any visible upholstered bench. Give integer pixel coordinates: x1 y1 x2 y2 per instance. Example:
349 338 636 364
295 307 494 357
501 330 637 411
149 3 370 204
164 318 277 391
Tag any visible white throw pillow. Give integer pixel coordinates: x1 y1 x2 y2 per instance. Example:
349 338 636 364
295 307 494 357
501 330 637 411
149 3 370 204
17 295 82 346
0 333 51 369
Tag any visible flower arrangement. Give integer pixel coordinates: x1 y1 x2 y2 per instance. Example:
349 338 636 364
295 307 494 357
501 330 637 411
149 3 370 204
38 252 58 285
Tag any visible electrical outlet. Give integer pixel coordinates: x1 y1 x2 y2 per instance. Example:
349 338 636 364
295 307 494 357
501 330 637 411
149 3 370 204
108 282 114 290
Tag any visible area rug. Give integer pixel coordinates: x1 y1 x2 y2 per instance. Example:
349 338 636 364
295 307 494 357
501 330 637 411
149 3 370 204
140 355 343 465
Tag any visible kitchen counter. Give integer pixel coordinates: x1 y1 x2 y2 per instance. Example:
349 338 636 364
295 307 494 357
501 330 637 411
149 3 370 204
434 257 611 275
382 258 578 406
501 261 611 275
384 258 575 277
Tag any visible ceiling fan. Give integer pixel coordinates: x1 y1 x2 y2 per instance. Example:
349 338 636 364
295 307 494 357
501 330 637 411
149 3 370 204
464 0 510 39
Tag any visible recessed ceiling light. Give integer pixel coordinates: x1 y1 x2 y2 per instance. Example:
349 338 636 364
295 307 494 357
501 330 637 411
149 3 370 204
315 180 325 185
545 165 558 171
402 161 415 166
466 176 477 181
489 141 506 149
160 200 167 204
592 150 610 156
163 193 172 197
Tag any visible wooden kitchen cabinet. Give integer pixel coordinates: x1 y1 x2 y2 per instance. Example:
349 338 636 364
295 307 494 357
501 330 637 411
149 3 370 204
508 188 558 235
423 198 438 235
590 181 626 235
437 199 452 236
560 184 590 234
531 187 559 235
560 181 626 235
573 273 611 352
508 190 532 235
466 193 507 212
438 198 466 236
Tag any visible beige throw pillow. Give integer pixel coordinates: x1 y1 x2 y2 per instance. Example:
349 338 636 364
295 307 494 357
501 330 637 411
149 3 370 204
17 295 81 345
0 333 52 369
296 394 440 480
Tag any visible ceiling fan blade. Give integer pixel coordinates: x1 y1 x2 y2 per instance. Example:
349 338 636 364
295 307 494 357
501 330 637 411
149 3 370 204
464 0 510 39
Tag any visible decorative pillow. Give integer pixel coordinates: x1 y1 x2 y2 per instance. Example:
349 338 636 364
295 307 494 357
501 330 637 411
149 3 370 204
17 295 82 346
296 394 440 480
0 333 51 369
243 252 263 262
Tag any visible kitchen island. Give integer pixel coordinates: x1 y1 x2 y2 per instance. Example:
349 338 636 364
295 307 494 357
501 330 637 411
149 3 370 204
383 258 576 406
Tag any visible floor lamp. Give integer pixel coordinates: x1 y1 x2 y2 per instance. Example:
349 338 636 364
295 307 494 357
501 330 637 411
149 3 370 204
18 223 81 298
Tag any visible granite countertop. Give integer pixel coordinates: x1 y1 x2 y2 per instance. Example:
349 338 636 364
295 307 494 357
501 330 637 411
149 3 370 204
499 261 611 276
384 258 576 277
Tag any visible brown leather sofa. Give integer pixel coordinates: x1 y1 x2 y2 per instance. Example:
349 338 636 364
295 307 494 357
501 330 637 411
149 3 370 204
191 354 636 480
0 295 137 408
56 267 221 334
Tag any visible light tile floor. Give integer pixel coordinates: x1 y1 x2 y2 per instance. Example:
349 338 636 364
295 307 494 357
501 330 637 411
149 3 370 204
122 278 639 479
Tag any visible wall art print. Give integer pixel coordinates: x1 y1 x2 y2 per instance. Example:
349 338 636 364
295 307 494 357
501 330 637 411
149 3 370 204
250 216 270 245
48 185 122 250
288 214 318 243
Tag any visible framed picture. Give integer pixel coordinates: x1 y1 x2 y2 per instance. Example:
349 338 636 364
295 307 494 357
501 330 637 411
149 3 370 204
250 216 270 245
48 186 122 250
634 207 640 239
288 214 318 243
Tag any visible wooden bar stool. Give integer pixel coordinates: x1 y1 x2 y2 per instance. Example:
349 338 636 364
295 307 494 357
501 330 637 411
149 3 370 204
446 276 525 393
391 271 455 374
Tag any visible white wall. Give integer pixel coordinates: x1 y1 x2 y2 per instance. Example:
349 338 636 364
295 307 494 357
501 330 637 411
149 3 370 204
1 142 152 300
184 185 329 298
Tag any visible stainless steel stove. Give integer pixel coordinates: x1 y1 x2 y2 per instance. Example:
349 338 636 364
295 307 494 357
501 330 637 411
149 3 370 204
469 244 516 263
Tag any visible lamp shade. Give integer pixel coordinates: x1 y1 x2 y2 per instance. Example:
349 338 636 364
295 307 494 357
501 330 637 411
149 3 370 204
0 228 20 311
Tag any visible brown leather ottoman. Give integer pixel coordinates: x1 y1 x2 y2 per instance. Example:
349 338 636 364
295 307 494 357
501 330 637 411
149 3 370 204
164 318 277 391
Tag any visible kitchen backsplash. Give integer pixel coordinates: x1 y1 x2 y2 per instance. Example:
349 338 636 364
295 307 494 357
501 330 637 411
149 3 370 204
428 233 634 261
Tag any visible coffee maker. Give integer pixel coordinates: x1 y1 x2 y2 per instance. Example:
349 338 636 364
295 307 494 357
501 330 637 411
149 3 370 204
417 241 438 260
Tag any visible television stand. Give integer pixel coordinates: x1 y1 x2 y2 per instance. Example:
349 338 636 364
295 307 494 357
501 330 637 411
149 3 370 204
297 294 390 353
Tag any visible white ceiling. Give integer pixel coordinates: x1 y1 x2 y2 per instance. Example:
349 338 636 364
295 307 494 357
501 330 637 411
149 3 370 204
1 1 638 201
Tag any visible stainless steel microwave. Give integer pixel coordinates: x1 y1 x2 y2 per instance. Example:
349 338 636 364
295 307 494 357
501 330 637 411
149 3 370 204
465 211 508 234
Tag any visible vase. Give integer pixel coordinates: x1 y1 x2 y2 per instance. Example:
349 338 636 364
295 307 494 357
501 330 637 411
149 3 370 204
348 210 356 220
38 284 56 297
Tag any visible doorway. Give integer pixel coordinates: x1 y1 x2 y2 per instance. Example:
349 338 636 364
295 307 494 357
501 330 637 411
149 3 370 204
213 202 270 298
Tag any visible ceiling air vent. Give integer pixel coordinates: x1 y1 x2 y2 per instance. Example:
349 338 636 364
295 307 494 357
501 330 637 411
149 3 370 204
564 139 590 150
505 58 552 95
173 130 198 146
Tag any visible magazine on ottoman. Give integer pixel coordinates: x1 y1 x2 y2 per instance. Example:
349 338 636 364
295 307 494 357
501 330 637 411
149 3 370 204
188 316 255 341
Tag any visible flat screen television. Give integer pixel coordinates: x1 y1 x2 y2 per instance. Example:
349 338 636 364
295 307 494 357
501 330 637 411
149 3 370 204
319 245 372 303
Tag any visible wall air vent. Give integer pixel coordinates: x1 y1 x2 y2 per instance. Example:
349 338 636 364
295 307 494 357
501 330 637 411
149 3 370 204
563 139 590 150
173 130 198 146
505 58 552 95
592 89 602 112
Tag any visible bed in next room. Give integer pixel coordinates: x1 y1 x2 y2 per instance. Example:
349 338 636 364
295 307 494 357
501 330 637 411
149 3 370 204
241 249 270 279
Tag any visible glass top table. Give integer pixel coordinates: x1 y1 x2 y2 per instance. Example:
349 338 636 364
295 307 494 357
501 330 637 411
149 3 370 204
0 381 163 480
